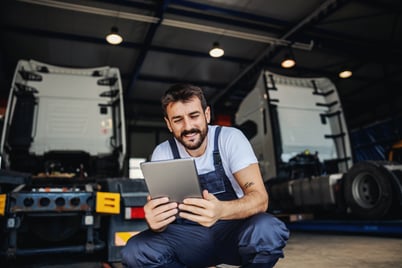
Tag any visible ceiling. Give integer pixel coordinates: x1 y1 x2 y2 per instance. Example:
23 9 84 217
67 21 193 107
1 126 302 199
1 0 402 131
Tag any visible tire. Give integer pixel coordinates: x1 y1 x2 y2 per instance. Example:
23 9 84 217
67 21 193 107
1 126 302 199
344 161 394 220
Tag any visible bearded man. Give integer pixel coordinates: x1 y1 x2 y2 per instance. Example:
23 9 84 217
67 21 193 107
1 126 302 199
121 84 289 268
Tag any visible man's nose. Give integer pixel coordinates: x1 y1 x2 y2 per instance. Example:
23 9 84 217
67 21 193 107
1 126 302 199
182 117 193 130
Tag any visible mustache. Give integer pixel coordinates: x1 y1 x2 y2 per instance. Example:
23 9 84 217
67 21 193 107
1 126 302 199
181 128 201 137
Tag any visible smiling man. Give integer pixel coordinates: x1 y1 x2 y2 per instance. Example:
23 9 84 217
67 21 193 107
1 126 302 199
121 84 289 268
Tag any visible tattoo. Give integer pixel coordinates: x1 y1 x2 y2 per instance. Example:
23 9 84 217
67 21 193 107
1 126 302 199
244 181 255 189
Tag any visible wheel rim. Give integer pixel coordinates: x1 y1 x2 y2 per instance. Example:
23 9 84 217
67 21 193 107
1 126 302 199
351 172 381 209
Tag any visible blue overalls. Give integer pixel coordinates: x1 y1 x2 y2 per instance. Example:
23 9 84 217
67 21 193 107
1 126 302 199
121 127 289 268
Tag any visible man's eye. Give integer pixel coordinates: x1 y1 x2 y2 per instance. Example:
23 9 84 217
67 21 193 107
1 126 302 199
173 119 182 123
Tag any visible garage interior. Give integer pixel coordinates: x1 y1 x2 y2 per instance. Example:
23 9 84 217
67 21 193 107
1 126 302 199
1 0 402 267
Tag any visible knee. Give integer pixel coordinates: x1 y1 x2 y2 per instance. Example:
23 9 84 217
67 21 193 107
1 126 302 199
240 213 289 252
253 213 289 239
237 214 289 265
121 231 180 267
120 236 143 267
121 233 161 267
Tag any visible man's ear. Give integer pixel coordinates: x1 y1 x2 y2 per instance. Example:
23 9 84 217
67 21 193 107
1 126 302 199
164 117 173 132
205 106 211 124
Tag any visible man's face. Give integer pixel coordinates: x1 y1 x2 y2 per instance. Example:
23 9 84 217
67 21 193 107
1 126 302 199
164 96 210 153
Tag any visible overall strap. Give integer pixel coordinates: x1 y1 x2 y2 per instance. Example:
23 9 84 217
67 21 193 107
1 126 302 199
168 137 180 159
213 126 222 167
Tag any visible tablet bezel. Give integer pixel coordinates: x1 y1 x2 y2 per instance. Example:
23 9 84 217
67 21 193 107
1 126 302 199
140 158 203 203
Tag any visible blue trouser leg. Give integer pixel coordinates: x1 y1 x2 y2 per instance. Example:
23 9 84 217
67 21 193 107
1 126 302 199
238 213 289 266
212 213 289 267
121 213 289 268
121 223 217 268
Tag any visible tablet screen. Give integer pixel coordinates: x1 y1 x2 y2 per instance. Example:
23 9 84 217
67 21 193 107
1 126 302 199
140 158 203 203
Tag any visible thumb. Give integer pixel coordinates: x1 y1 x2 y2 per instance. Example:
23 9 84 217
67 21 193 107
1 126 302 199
203 189 217 200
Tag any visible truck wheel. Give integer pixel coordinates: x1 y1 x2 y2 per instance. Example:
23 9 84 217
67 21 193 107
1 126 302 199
344 161 394 219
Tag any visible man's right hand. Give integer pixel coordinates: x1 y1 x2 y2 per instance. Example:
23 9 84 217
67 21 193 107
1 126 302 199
144 196 178 232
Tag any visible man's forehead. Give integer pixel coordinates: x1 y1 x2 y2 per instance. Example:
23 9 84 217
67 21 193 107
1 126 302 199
166 97 202 115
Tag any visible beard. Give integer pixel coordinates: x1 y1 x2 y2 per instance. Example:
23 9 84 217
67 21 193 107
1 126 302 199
176 125 208 150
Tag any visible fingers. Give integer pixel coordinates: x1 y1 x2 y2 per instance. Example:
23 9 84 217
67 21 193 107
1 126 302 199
202 189 209 199
179 211 214 227
182 191 216 207
179 202 211 216
145 197 170 211
202 189 218 201
144 197 178 231
152 201 178 218
178 209 216 227
151 208 178 231
179 193 220 227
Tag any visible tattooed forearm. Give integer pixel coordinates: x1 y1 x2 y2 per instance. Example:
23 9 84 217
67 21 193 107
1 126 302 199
244 181 255 189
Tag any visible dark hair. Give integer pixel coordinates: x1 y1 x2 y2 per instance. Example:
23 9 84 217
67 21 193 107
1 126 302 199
161 84 208 116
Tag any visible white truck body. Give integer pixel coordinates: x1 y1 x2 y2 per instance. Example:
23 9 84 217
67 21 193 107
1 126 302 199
1 59 126 175
235 70 402 219
0 60 147 263
236 71 352 180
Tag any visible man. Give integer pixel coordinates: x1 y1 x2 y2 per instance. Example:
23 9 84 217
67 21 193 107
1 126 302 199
121 84 289 267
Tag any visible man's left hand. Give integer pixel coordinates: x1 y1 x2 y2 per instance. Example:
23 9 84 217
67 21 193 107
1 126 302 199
178 190 222 227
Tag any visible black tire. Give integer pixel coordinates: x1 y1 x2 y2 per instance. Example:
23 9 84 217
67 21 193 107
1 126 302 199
344 161 394 220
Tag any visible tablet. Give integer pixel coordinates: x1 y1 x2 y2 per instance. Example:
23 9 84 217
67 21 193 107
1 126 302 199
140 158 203 203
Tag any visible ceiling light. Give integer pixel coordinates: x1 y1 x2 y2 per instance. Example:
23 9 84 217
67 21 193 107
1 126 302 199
106 26 123 45
209 42 224 58
281 57 296 68
339 69 352 79
281 54 296 69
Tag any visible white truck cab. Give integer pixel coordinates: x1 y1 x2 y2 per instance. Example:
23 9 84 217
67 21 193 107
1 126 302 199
1 59 126 177
236 70 402 220
0 60 147 263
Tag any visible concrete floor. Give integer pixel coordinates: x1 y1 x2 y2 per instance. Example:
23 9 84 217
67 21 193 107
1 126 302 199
219 231 402 268
275 231 402 268
5 231 402 267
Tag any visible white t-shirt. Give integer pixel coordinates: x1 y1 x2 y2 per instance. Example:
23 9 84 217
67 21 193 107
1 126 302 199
151 125 258 198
